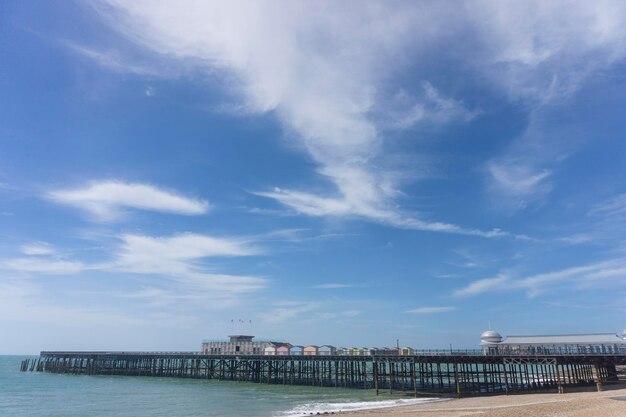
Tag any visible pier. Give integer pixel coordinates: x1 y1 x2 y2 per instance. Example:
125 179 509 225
21 351 626 397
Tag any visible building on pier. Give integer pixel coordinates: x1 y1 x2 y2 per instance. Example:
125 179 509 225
480 329 626 355
303 345 319 355
319 345 337 355
276 345 291 355
201 335 288 355
290 345 304 355
399 347 415 356
265 343 292 356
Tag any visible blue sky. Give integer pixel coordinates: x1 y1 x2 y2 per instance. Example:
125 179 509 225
2 1 626 354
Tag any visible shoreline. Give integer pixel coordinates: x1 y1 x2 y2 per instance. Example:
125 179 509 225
339 385 626 417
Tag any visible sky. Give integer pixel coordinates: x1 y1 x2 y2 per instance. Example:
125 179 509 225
2 1 626 354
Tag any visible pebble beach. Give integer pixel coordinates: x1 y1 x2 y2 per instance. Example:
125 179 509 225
344 386 626 417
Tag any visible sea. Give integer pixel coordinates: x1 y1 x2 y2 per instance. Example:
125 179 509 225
0 356 443 417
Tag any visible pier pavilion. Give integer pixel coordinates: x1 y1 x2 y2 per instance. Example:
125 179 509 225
201 335 289 355
481 329 626 355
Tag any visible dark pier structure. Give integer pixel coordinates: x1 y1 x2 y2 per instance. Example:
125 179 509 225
21 351 626 397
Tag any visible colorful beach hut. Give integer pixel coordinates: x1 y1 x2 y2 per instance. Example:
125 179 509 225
276 345 291 356
303 345 319 356
319 345 336 356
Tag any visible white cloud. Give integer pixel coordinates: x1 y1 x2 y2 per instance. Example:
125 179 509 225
453 275 509 297
20 242 55 256
405 306 456 314
260 301 320 324
590 194 626 218
453 258 626 298
387 82 480 129
1 258 87 275
48 180 209 221
487 162 551 207
484 110 568 210
64 42 159 76
559 234 593 245
87 1 626 232
257 185 508 238
555 194 626 247
434 274 461 279
312 283 352 289
114 233 259 271
478 2 626 208
470 0 626 102
108 232 266 293
2 232 266 296
87 1 502 237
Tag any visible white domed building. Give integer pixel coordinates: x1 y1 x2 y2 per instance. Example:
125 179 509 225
480 328 626 355
480 330 503 354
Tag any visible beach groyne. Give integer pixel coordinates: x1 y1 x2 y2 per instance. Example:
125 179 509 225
21 351 626 397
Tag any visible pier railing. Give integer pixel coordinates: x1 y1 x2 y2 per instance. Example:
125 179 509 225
37 347 626 357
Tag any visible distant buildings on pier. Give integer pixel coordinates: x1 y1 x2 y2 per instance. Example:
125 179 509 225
480 328 626 355
201 329 626 357
201 335 414 356
201 335 278 355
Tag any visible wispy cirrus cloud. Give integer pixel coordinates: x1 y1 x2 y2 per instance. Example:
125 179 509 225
555 193 626 247
486 160 552 209
385 82 480 130
589 194 626 218
260 301 320 324
312 283 352 289
406 306 456 314
1 257 87 275
471 0 626 103
260 300 365 324
109 232 266 293
452 275 509 298
256 185 508 238
453 258 626 298
47 180 209 221
84 1 505 238
478 2 626 209
1 232 266 296
316 310 362 319
112 232 260 273
20 241 56 256
83 1 626 233
63 41 159 76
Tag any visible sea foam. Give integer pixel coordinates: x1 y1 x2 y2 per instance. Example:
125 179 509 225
278 397 448 416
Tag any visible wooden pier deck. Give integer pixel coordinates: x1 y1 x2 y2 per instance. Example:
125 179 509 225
21 351 626 397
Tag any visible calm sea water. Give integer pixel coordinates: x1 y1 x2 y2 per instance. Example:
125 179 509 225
0 356 441 417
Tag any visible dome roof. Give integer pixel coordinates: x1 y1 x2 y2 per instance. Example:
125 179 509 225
480 329 503 345
481 330 502 339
